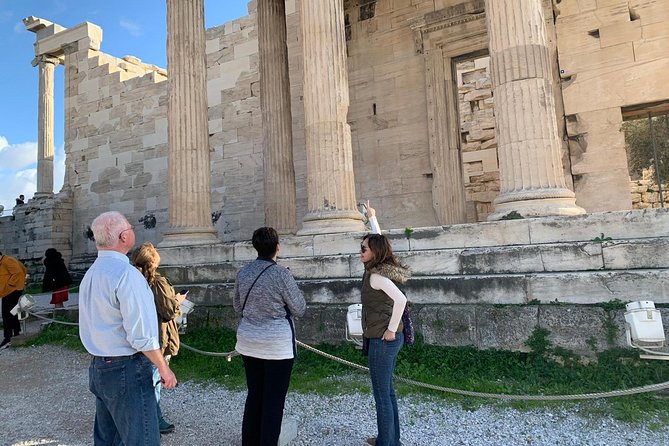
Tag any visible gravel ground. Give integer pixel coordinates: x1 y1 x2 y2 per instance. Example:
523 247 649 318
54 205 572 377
1 344 668 446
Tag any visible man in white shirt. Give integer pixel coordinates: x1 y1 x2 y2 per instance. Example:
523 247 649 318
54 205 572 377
79 211 177 445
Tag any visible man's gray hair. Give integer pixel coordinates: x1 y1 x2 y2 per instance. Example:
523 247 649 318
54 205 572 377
91 211 129 248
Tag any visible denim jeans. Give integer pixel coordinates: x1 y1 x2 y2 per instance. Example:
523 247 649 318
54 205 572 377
368 332 404 446
88 353 159 446
152 355 171 404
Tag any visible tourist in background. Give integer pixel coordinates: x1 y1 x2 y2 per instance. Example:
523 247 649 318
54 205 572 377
78 211 177 445
0 251 27 350
42 248 73 309
233 227 306 446
132 242 186 435
360 203 409 446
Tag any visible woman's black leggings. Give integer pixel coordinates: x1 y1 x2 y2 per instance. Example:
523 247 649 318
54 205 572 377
241 355 294 446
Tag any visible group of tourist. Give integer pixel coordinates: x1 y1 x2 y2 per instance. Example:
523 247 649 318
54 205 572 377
0 246 72 349
2 204 409 446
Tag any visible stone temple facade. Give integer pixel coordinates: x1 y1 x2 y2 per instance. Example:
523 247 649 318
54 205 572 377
2 0 669 354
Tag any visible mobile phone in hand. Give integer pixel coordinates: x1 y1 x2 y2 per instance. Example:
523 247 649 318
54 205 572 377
179 289 189 296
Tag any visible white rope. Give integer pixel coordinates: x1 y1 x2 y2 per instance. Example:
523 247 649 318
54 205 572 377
637 345 669 357
180 342 239 360
296 341 669 401
28 311 79 326
23 312 669 401
24 285 80 300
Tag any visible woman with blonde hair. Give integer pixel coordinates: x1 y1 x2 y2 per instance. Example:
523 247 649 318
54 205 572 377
132 242 186 435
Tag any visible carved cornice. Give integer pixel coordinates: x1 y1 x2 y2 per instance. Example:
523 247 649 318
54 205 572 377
409 0 486 54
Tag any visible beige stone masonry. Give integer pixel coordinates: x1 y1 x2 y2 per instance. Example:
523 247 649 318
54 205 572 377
599 19 642 47
35 22 102 56
634 35 669 62
642 20 669 39
559 42 634 77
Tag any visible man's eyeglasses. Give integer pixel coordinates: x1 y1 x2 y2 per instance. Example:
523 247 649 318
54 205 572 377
360 245 368 253
119 227 133 240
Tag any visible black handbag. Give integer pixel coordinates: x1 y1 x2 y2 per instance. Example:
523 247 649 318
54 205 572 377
402 303 414 345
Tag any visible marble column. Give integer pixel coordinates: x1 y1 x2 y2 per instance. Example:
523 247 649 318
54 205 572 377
34 54 60 198
258 0 297 234
161 0 219 246
299 0 365 235
484 0 585 220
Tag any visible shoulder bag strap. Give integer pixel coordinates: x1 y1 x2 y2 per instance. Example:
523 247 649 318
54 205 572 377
241 263 275 313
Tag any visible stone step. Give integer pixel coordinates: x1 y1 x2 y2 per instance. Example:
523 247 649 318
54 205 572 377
173 268 669 307
156 237 669 282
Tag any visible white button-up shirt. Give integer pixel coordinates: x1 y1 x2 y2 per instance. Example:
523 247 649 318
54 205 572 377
79 250 160 356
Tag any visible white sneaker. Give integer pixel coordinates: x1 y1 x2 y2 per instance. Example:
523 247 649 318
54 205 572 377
0 339 11 350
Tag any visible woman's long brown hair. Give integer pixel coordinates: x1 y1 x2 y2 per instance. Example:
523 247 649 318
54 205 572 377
362 233 402 270
131 242 160 285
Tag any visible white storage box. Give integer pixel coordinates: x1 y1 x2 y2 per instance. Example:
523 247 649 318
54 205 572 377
346 304 363 345
624 301 665 345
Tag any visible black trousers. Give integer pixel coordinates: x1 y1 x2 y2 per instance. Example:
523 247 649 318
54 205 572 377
1 290 22 341
241 355 294 446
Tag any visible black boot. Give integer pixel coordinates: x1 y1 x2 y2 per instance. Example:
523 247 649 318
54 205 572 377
157 403 175 434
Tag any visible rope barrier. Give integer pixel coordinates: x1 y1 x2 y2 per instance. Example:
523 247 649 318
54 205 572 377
296 341 669 401
28 311 80 326
180 342 239 360
638 345 669 357
24 311 669 401
23 285 81 300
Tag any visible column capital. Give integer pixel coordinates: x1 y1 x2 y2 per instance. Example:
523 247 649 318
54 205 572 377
32 54 61 67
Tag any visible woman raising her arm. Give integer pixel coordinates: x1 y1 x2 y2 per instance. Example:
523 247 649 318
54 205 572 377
361 203 410 446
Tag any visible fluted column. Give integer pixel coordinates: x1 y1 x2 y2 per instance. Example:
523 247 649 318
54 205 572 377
485 0 585 220
34 54 60 197
161 0 219 246
299 0 365 235
258 0 297 234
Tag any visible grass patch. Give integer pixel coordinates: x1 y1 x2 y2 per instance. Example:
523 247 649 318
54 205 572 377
20 325 669 425
21 319 86 352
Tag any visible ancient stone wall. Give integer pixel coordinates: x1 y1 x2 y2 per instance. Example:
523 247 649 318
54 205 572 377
63 42 169 258
206 2 267 241
343 0 439 229
156 208 669 356
630 169 669 209
456 56 499 222
557 0 669 212
0 192 73 285
5 1 669 264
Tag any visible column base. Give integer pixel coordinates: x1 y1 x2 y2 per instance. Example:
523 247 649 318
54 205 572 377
158 227 220 248
488 195 586 221
32 192 54 199
297 210 365 235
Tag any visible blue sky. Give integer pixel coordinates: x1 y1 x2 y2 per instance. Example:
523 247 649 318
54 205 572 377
0 0 249 212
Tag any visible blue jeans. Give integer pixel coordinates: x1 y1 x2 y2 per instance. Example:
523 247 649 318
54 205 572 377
88 353 159 446
152 355 171 404
368 332 403 446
